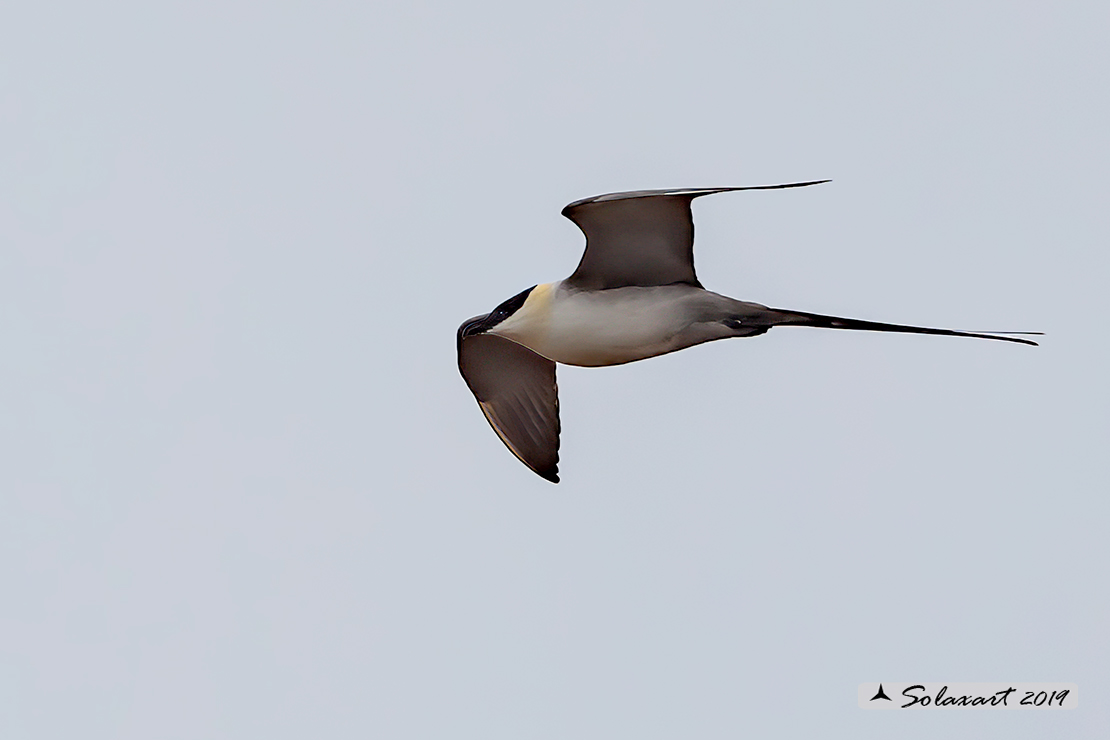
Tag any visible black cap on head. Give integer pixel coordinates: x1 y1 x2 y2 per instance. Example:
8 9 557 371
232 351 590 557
456 285 536 345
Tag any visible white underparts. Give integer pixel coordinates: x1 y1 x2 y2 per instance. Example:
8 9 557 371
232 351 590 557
491 281 762 367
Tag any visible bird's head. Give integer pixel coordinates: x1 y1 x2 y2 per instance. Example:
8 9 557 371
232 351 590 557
456 285 536 346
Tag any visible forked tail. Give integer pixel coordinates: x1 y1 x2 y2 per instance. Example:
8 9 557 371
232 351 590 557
769 308 1042 346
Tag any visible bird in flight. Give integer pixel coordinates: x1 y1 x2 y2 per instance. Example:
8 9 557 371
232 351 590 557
457 181 1039 483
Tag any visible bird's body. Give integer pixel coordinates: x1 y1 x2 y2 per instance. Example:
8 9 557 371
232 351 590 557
457 182 1039 483
493 281 766 367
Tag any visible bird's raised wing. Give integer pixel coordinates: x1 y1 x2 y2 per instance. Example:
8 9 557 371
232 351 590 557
561 181 830 291
458 332 560 483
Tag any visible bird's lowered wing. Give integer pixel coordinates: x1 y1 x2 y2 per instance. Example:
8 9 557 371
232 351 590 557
561 181 830 291
458 333 560 483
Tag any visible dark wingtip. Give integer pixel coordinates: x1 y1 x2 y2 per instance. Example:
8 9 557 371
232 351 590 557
780 178 831 187
684 179 833 199
562 179 832 214
720 179 832 191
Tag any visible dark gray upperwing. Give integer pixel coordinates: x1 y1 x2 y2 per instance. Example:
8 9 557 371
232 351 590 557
458 333 560 483
561 181 830 291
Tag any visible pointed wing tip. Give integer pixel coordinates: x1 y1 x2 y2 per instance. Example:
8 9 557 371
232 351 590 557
561 179 832 213
531 453 560 483
715 179 832 192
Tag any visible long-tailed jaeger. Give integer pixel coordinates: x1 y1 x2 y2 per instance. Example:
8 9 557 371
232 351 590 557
457 181 1039 483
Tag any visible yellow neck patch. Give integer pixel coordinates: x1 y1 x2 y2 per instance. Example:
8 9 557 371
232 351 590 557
522 282 555 316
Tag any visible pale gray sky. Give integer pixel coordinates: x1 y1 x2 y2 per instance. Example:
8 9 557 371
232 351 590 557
2 1 1108 738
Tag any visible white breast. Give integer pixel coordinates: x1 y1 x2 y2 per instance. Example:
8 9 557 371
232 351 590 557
493 282 708 367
